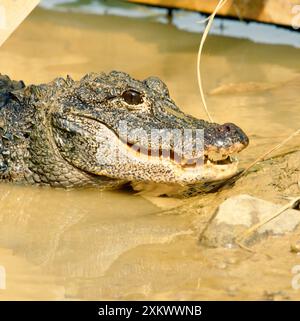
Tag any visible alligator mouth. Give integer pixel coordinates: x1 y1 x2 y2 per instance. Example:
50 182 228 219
125 140 242 169
54 114 247 183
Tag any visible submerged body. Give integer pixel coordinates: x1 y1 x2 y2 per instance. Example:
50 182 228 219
0 72 248 188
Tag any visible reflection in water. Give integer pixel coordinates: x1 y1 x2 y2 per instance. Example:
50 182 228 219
0 184 193 299
0 6 300 299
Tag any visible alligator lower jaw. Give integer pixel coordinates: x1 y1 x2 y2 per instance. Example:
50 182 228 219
172 155 239 185
182 155 240 177
122 142 240 182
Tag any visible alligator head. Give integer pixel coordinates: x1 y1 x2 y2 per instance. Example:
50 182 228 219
0 71 249 188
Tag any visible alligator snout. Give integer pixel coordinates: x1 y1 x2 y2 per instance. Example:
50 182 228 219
202 121 249 161
216 122 249 148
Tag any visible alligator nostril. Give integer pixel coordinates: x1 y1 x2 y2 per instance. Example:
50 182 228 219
224 125 231 132
220 123 249 146
221 123 237 133
217 123 233 133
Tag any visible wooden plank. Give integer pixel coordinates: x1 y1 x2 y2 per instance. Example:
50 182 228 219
127 0 300 28
0 0 40 47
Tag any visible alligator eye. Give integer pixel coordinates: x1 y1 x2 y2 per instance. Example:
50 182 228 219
121 90 143 105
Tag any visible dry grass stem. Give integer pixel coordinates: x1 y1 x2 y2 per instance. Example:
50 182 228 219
236 196 300 250
197 0 228 122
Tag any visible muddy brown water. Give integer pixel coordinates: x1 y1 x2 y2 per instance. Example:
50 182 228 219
0 7 300 300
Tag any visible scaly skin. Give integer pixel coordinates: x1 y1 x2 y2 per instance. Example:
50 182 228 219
0 72 249 188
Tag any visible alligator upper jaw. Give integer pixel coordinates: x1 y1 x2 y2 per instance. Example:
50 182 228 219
63 113 248 170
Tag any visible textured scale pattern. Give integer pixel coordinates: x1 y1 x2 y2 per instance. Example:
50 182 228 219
0 72 248 189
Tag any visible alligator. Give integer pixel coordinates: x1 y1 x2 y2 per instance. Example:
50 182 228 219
0 71 249 189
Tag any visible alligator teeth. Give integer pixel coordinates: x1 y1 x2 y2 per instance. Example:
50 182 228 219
230 155 238 162
125 139 238 168
207 151 228 162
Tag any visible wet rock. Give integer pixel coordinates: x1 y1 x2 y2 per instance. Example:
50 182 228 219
200 194 300 247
